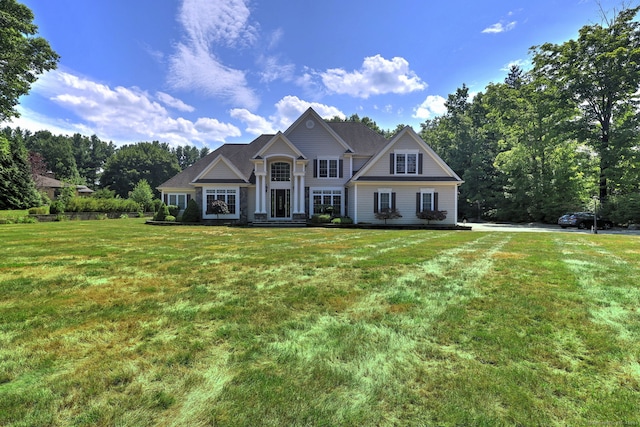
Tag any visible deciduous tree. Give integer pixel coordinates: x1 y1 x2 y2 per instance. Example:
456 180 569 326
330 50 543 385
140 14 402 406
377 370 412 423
0 0 59 121
532 6 640 200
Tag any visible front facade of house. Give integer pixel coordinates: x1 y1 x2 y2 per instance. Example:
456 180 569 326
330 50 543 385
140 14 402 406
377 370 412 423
158 108 463 225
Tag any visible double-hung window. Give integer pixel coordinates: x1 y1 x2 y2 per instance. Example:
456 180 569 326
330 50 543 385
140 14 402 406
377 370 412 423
374 188 394 213
315 158 341 178
416 188 438 213
167 193 188 210
392 150 421 175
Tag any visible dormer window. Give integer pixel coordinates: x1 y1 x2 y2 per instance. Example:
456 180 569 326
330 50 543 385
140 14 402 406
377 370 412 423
391 150 422 175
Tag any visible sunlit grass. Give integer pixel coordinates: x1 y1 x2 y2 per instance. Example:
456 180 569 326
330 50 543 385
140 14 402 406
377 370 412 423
0 219 639 425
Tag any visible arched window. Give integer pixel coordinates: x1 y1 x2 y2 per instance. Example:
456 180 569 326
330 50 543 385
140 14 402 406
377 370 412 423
271 162 291 182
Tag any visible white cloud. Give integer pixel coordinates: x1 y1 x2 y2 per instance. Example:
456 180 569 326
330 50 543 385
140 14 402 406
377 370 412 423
482 21 517 34
22 70 241 146
500 58 532 72
413 95 447 120
178 0 257 48
156 92 195 112
228 96 345 135
272 96 345 129
167 0 259 109
230 108 277 135
321 55 426 98
257 54 295 84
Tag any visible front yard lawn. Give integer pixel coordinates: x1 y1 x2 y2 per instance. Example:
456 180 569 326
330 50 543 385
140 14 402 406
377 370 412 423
1 219 638 426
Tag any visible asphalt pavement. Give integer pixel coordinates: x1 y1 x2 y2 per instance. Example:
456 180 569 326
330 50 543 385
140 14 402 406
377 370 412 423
464 222 640 235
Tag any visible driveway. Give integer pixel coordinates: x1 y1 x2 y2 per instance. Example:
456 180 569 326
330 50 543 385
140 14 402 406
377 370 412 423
464 222 640 236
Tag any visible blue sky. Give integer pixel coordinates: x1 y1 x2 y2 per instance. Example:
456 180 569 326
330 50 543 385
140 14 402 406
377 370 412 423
10 0 626 149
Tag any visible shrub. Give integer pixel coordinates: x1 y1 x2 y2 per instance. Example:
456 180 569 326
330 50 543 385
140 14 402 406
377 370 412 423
417 210 448 224
28 206 49 215
206 200 229 216
331 216 353 224
165 215 176 222
92 188 116 199
151 199 163 213
181 199 201 223
154 203 170 221
311 214 332 224
375 208 402 224
50 200 65 214
167 205 180 217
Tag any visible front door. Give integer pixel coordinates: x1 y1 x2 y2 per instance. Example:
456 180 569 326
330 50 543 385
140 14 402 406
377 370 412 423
271 189 290 218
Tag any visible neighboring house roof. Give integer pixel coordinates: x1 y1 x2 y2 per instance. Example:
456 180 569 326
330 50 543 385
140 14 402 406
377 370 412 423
34 174 94 193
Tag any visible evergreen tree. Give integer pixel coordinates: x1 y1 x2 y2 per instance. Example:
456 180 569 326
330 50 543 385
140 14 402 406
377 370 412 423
0 134 41 209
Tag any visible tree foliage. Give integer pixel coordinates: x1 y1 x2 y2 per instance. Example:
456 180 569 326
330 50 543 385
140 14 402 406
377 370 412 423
129 179 154 211
531 6 640 200
101 141 181 197
0 0 59 121
374 208 402 224
0 133 40 209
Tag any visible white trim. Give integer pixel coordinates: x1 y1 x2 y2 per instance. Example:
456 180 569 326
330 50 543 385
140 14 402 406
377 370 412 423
352 126 463 182
393 149 419 175
203 186 240 219
310 187 344 217
317 157 340 179
377 188 392 211
192 155 248 183
165 192 188 210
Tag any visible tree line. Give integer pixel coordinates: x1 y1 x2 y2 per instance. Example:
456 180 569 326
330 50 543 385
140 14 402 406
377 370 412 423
419 6 640 225
0 127 210 209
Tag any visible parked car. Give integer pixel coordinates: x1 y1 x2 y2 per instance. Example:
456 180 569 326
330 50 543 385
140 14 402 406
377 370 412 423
558 212 613 229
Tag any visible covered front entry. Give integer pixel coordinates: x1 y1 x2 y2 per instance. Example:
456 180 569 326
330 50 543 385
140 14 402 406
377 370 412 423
271 188 291 218
253 156 307 223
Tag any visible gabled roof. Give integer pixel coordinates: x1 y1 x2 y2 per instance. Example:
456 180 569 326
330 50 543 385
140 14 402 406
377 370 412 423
351 126 463 182
326 121 388 156
192 154 250 184
285 108 355 153
252 131 306 160
157 135 272 189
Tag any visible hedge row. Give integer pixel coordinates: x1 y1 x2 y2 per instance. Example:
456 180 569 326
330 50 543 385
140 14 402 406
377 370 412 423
63 197 142 213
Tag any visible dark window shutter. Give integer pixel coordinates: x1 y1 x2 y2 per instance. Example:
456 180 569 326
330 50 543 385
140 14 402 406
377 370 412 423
416 192 421 213
163 194 168 205
390 153 395 174
391 192 396 210
187 194 191 202
339 159 344 178
434 192 439 211
418 153 423 174
374 192 379 213
313 159 318 178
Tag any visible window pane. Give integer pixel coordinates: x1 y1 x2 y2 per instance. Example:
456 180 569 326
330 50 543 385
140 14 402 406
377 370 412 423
407 154 417 174
227 194 236 214
395 154 405 174
422 193 432 211
380 193 390 210
319 160 328 177
329 160 338 177
271 162 291 181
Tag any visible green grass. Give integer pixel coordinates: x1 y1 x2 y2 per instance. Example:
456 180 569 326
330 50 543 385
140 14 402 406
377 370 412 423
1 219 639 426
